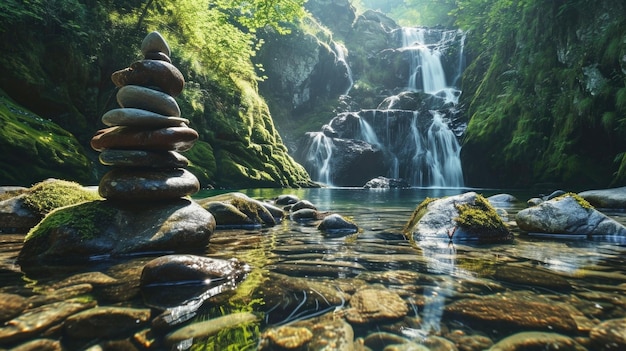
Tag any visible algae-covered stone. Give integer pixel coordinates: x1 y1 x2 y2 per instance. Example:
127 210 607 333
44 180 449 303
515 193 626 236
17 199 215 266
404 192 512 245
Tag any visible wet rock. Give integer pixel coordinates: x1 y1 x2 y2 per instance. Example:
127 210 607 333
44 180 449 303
18 199 215 265
202 201 257 228
275 194 299 206
290 208 321 222
488 331 587 351
91 126 198 152
384 342 431 351
292 199 318 212
197 192 278 226
111 59 184 97
0 299 96 344
492 265 571 291
589 318 626 350
318 213 359 236
487 194 519 205
363 176 410 189
0 194 41 232
164 312 259 348
26 284 93 307
363 331 410 349
64 306 151 339
527 198 543 206
101 108 188 128
579 186 626 209
98 168 199 201
444 294 579 333
404 192 512 245
543 190 567 200
259 313 354 351
422 335 459 351
99 149 189 168
10 338 62 351
116 85 181 116
0 293 29 323
346 286 408 324
141 255 250 287
515 193 626 236
260 326 313 349
445 329 493 351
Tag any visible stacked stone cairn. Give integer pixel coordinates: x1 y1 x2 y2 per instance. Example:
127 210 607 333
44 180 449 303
91 32 200 201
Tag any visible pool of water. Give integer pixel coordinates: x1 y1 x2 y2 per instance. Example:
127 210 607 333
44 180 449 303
1 187 625 350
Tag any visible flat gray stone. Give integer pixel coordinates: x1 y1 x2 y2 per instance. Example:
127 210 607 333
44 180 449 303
579 186 626 209
116 85 181 117
102 108 188 128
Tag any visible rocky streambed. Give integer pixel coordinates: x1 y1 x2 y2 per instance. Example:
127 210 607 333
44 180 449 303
1 185 626 350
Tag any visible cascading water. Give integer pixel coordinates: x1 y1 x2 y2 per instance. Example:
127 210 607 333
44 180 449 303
334 42 354 96
297 26 466 187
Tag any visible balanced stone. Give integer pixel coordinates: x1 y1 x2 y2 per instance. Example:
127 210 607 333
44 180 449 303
117 85 181 117
91 126 198 152
145 51 172 63
102 108 188 128
111 60 184 97
141 31 171 57
99 168 199 201
99 149 189 168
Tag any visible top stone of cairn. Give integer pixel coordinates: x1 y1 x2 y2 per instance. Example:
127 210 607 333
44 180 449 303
141 31 171 57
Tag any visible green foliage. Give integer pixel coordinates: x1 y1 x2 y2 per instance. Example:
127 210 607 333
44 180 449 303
458 0 626 188
22 179 101 215
25 200 116 241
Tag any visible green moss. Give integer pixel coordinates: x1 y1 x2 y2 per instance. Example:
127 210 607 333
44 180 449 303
25 200 116 241
554 192 594 210
22 179 101 215
454 194 504 231
402 197 436 237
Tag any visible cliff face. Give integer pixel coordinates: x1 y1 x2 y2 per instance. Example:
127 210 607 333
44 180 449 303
459 0 626 189
0 2 313 188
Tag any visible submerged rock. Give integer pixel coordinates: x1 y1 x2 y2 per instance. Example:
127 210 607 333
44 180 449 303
487 331 587 351
345 285 408 324
165 312 259 349
515 193 626 236
17 199 215 265
317 213 359 236
259 314 354 351
404 192 513 245
589 318 626 350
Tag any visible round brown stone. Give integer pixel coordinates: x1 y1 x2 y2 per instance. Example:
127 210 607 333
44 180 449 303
99 168 199 201
145 51 172 63
99 149 189 168
91 126 198 152
141 31 171 57
102 108 188 128
111 60 185 97
116 85 181 117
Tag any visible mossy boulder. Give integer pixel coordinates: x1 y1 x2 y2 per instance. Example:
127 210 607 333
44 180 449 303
515 193 626 237
403 192 512 246
0 179 100 233
196 192 283 227
0 90 94 186
18 199 216 266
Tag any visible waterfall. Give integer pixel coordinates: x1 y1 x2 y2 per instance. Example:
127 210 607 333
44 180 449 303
402 27 462 105
297 26 466 188
304 131 334 186
334 42 354 96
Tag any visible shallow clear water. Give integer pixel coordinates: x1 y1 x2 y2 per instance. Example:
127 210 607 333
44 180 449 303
1 187 626 350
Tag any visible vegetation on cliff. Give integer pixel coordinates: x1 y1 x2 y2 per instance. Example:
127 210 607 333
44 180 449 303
0 0 312 188
454 0 626 188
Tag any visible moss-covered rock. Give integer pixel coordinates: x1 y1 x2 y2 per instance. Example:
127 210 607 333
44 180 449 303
404 192 512 245
18 199 216 266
